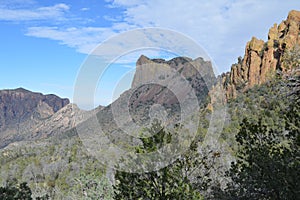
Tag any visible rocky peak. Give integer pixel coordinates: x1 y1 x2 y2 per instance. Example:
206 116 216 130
136 54 152 66
30 103 95 139
219 10 300 99
0 88 70 148
131 55 216 123
287 10 300 23
132 55 214 88
95 55 216 144
132 55 169 88
0 88 69 132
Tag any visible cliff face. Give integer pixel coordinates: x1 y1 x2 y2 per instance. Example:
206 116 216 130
132 55 215 104
93 55 216 146
219 10 300 99
130 55 215 122
0 88 69 131
0 88 69 148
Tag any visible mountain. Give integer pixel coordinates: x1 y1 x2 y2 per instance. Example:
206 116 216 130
0 55 214 149
0 88 69 148
133 55 215 104
217 10 300 99
0 10 299 199
131 55 215 121
82 55 216 149
0 55 216 198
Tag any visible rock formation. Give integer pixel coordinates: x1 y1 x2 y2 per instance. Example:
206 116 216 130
0 55 214 148
2 10 299 150
218 10 300 99
130 55 215 123
92 55 216 147
30 104 103 139
132 55 215 104
0 88 69 148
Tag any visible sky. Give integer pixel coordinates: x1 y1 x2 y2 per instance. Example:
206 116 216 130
0 0 299 108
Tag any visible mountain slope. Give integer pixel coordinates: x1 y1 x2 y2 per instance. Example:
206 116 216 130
93 55 215 146
0 10 299 199
0 88 69 148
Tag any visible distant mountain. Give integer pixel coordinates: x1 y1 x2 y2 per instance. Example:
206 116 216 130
0 10 299 199
0 88 69 148
0 55 214 149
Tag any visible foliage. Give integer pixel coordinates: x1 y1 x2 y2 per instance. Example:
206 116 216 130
0 182 32 200
212 72 300 200
0 181 49 200
113 122 206 200
66 172 114 200
1 44 299 200
282 44 300 70
0 136 108 199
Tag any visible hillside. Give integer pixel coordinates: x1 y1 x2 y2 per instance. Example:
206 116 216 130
0 88 69 148
84 55 216 151
0 10 299 200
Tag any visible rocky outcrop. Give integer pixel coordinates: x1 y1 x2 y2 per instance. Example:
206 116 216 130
0 56 215 148
30 104 103 139
219 10 300 99
133 55 214 86
93 55 216 146
0 88 69 148
130 55 215 122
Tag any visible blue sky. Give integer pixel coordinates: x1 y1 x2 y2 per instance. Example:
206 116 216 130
0 0 299 108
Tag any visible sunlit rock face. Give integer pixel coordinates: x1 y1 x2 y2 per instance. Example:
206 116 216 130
216 10 300 100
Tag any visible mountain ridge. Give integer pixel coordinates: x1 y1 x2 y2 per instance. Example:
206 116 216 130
215 10 300 100
0 88 70 148
1 10 300 149
0 10 299 199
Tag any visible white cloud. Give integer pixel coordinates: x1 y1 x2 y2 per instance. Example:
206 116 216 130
17 0 299 107
105 0 147 8
105 0 300 71
22 0 300 72
26 26 209 65
81 7 90 11
0 0 35 7
26 26 116 54
0 3 70 21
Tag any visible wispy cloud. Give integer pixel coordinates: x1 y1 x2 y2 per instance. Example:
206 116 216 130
0 0 36 7
105 0 147 8
0 3 70 21
80 7 90 11
104 0 299 71
26 26 116 54
10 0 300 72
